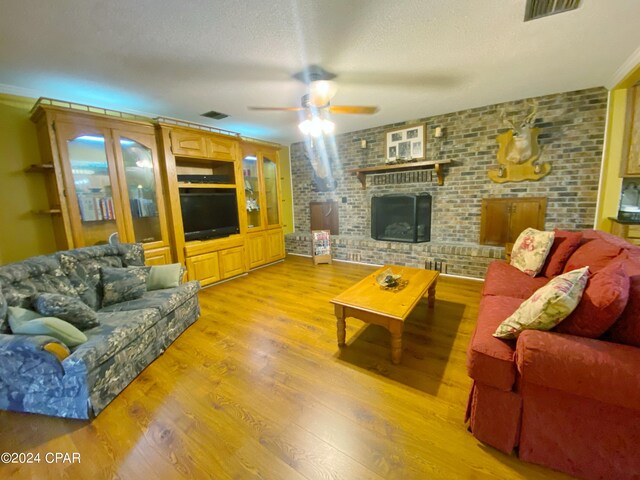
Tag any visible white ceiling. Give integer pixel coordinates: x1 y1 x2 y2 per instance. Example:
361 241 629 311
1 0 639 144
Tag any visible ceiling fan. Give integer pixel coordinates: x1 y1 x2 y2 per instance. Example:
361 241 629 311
248 66 379 120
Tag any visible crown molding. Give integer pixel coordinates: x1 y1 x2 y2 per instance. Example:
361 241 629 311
0 83 41 99
607 45 640 89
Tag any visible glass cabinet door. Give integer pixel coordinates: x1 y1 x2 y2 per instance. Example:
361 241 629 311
263 154 280 226
242 155 263 229
64 131 121 246
118 136 162 243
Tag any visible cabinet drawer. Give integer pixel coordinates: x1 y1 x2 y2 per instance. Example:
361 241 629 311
627 224 640 239
219 246 246 279
186 252 221 286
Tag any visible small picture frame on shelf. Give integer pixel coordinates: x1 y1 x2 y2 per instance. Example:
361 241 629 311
385 123 426 164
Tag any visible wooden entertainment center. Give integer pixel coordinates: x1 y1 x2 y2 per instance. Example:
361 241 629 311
29 99 285 286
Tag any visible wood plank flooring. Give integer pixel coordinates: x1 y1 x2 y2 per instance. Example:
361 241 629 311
0 256 571 479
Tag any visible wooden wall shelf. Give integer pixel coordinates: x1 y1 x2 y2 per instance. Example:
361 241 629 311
26 163 55 173
348 159 451 189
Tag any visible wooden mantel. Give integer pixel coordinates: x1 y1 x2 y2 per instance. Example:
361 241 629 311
347 159 452 189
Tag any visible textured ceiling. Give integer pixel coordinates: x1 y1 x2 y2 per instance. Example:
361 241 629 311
1 0 639 144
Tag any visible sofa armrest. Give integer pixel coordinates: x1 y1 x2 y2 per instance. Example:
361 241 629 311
0 334 67 377
516 330 640 411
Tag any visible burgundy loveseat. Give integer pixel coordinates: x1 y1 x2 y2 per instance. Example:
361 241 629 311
466 229 640 480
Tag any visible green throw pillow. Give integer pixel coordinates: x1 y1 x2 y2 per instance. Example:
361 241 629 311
8 306 87 347
147 263 182 290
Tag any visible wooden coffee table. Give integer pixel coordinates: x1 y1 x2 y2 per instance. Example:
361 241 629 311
330 265 439 364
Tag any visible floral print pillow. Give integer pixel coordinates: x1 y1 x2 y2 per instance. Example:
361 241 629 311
101 266 150 308
493 266 589 339
510 228 555 277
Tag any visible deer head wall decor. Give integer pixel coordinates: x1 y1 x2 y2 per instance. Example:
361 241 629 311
500 99 538 164
489 98 551 183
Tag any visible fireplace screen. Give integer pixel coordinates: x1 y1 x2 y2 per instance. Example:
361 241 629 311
371 194 431 243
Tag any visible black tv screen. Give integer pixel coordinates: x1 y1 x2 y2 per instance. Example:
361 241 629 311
179 189 240 241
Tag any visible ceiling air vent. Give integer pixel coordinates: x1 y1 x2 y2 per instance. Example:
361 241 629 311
201 110 229 120
524 0 581 21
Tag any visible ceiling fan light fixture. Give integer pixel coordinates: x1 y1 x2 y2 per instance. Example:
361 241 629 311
298 116 334 137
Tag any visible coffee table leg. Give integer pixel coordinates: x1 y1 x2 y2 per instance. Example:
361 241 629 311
389 321 403 364
428 281 437 308
335 304 346 346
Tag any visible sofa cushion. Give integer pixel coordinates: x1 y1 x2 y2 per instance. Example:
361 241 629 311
467 295 523 391
493 267 589 340
606 254 640 347
32 293 99 330
57 244 145 310
8 306 87 347
482 260 549 299
69 308 161 369
99 281 199 318
555 261 630 338
563 238 623 274
541 229 583 278
510 228 555 277
0 255 78 312
101 266 149 308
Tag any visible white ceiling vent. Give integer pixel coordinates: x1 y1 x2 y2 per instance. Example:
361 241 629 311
524 0 581 21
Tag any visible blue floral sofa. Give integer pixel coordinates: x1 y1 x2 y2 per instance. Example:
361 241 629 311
0 244 200 419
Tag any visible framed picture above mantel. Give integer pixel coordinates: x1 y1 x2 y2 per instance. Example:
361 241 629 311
385 123 426 163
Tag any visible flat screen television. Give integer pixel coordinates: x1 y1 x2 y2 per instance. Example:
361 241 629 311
179 188 240 241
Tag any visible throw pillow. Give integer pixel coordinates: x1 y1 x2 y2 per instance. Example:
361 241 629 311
540 229 583 278
555 261 630 338
8 306 87 347
101 266 149 308
32 293 99 330
563 239 623 274
606 253 640 347
493 267 589 339
510 228 555 277
147 263 182 291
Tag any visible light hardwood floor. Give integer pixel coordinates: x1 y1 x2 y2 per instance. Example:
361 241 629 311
0 256 570 479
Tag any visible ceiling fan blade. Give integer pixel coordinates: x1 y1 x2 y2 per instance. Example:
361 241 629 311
328 105 379 115
248 106 305 112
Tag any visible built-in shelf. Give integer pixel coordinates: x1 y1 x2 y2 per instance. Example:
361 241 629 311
348 159 452 189
178 182 236 189
26 163 55 173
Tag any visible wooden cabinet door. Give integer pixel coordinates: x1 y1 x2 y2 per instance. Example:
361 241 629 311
480 197 546 245
266 229 285 263
170 129 208 157
144 247 172 266
219 246 246 279
204 136 237 161
509 199 547 242
479 199 510 245
622 85 640 176
186 252 221 286
247 233 267 269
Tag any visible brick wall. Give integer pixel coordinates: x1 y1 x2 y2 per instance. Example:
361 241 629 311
286 87 607 278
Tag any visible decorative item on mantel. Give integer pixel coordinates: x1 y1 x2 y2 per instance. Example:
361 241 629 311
488 99 551 183
385 123 425 164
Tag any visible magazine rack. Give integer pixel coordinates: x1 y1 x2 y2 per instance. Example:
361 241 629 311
311 230 332 265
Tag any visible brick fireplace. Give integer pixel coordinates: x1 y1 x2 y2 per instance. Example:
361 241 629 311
285 87 607 278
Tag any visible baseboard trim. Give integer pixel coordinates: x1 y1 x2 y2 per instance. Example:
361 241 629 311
285 253 484 282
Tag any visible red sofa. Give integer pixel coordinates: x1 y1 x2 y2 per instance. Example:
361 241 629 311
466 229 640 480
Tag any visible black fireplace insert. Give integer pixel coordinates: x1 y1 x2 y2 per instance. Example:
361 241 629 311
371 193 431 243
